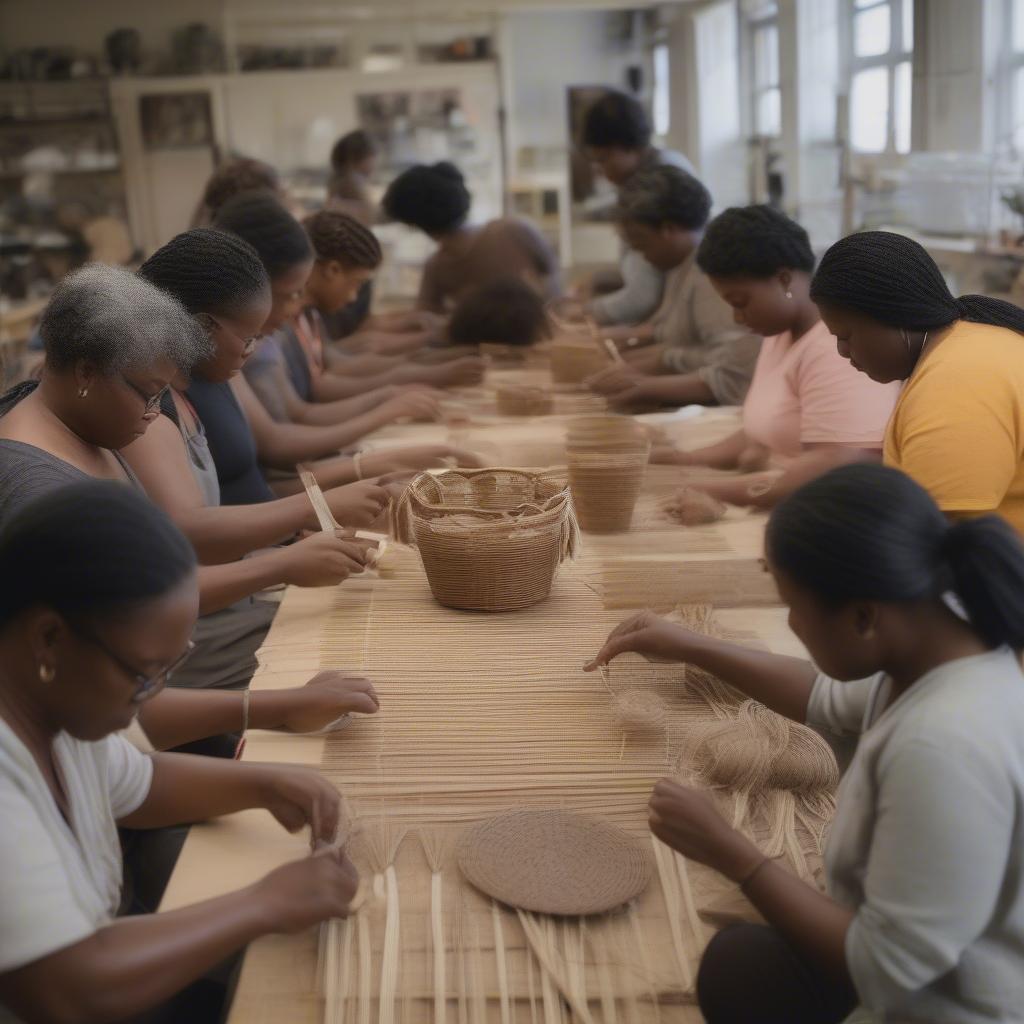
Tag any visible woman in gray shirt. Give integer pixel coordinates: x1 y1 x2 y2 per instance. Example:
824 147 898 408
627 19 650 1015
588 462 1024 1023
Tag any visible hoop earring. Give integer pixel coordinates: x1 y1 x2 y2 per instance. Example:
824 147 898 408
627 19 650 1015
39 664 55 683
78 387 89 399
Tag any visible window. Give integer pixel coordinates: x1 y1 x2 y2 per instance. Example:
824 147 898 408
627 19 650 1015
653 42 671 138
847 0 913 154
1006 0 1024 151
747 3 780 137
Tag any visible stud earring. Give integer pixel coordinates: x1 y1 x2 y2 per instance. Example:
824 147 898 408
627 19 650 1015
78 387 89 399
785 291 793 299
38 664 55 683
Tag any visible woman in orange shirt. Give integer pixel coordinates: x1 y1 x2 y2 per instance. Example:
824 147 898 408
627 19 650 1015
810 231 1024 535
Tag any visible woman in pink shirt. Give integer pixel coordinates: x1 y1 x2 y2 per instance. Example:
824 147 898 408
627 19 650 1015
655 206 900 508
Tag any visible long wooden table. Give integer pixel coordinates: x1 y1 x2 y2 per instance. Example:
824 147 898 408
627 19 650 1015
161 378 810 1024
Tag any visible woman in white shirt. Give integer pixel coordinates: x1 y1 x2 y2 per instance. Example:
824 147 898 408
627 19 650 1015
0 482 358 1024
587 462 1024 1023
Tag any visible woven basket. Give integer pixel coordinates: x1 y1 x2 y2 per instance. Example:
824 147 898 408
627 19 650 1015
565 416 651 533
390 469 579 611
550 339 612 385
495 384 555 417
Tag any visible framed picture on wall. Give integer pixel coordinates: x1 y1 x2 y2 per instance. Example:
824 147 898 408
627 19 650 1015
139 92 213 151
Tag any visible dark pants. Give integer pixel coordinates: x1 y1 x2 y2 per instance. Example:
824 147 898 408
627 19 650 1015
697 923 859 1024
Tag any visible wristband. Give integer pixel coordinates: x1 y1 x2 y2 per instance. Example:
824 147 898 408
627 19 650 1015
241 688 251 734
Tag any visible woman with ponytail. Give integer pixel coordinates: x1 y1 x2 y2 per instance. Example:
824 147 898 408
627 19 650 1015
587 462 1024 1023
810 229 1024 534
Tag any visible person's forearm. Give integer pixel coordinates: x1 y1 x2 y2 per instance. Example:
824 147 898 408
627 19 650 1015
120 754 281 828
257 413 395 468
137 689 302 750
295 388 395 426
675 429 749 469
13 887 273 1024
682 632 817 722
168 495 312 564
727 448 880 510
741 858 855 985
196 553 288 613
326 350 401 376
640 373 716 406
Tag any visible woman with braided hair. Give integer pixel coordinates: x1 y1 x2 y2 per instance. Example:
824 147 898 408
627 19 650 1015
810 230 1024 534
650 206 899 509
169 195 479 501
246 209 485 429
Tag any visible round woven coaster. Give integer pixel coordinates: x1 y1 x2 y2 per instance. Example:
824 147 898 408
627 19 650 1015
457 809 653 916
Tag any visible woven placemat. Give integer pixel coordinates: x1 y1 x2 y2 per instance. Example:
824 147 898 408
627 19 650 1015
457 809 653 915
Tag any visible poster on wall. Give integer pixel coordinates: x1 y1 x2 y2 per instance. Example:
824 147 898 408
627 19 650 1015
139 92 213 151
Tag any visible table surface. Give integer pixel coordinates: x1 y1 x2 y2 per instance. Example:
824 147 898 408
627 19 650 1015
160 376 811 1024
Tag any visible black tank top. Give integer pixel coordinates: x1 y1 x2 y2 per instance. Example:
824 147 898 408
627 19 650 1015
183 376 274 505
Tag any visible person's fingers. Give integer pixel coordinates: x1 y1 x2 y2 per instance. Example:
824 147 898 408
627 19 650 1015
344 692 380 715
316 785 341 846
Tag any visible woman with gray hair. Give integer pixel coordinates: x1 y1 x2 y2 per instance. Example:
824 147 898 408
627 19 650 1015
0 264 373 704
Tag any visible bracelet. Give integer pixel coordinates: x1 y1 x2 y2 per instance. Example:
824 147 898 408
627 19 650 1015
353 451 364 481
738 856 772 893
241 688 251 734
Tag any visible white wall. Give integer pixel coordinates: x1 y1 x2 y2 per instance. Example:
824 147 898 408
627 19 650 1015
498 8 646 171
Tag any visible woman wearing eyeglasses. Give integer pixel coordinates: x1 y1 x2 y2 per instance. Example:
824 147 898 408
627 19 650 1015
0 265 375 699
0 481 360 1024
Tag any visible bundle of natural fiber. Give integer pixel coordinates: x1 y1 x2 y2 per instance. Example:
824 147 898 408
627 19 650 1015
661 487 728 526
389 468 580 611
457 808 652 915
550 338 613 385
565 416 651 533
495 384 555 417
684 699 839 873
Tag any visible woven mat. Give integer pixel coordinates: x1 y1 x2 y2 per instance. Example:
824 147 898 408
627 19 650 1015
226 395 824 1024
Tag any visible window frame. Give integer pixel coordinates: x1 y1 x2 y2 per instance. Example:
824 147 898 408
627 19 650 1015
844 0 914 155
1001 0 1024 154
744 3 782 139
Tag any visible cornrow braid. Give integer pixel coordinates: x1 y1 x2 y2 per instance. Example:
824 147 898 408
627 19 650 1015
697 205 815 279
811 230 1024 334
212 192 313 280
303 209 383 270
138 228 270 319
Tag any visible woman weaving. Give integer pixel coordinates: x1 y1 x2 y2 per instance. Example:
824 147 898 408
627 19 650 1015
0 483 359 1024
589 463 1024 1023
652 205 899 509
810 230 1024 535
0 265 375 697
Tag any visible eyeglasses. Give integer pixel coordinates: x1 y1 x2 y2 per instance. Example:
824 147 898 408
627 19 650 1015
206 315 263 352
74 625 195 704
121 376 169 415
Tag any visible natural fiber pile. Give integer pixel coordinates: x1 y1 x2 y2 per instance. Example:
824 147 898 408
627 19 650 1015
662 487 728 526
550 338 613 385
683 699 838 874
390 468 579 611
495 384 554 417
566 416 651 533
457 809 653 915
